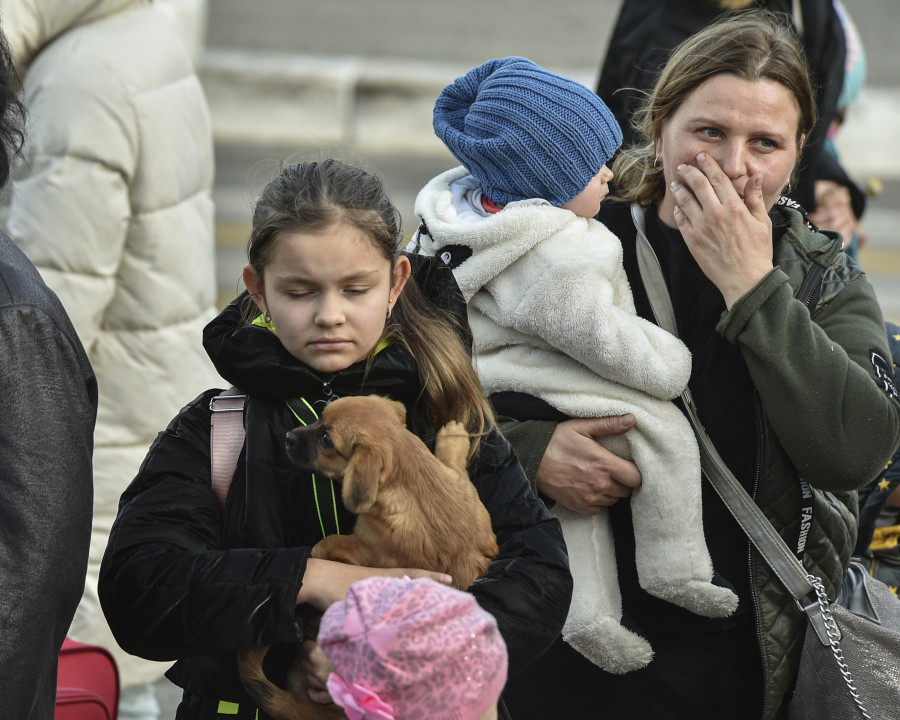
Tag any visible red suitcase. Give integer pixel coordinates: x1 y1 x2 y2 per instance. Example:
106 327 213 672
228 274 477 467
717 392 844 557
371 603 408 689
56 638 119 720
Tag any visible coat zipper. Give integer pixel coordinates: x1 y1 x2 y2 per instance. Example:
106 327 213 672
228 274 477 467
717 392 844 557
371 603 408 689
795 262 825 314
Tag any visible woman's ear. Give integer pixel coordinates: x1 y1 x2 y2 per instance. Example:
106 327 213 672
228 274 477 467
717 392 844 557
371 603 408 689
243 264 268 316
390 255 412 304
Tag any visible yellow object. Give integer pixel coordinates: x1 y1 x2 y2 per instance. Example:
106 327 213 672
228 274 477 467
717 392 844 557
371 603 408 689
870 524 900 552
865 177 883 198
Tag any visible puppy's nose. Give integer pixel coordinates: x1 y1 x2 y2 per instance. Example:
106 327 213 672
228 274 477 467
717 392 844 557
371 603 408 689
285 430 298 453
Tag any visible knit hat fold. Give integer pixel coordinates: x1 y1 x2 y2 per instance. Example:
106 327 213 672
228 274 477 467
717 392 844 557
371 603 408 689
433 56 622 206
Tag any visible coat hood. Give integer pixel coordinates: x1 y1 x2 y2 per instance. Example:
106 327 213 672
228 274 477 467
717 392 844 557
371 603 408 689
203 292 424 408
1 0 147 71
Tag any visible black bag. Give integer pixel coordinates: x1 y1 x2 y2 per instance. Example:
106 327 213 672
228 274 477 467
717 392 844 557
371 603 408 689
788 559 900 719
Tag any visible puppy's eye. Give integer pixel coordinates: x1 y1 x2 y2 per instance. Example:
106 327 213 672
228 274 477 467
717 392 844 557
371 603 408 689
319 432 334 450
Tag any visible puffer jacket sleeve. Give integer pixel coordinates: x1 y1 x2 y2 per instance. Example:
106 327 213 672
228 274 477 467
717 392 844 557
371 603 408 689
6 52 135 350
718 254 900 493
467 429 572 677
98 391 311 662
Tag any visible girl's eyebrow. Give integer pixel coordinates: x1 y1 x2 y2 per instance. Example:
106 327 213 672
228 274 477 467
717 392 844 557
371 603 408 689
273 269 381 283
339 269 381 282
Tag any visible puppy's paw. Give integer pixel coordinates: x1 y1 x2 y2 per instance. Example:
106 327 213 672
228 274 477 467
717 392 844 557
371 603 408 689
309 540 328 560
435 420 470 471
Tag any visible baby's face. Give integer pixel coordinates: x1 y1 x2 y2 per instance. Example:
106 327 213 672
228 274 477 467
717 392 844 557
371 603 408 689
561 165 614 218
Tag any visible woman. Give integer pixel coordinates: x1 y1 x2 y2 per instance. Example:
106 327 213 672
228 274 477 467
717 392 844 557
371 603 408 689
500 11 900 720
594 0 853 221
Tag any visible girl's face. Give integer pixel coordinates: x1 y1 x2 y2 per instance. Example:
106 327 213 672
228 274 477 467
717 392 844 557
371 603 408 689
561 164 614 219
244 222 410 374
655 74 804 225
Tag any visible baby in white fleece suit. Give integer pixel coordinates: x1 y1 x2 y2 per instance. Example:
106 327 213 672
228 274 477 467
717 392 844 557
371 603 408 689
410 56 738 673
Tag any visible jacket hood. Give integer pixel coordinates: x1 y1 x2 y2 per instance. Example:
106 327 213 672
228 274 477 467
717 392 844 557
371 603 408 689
2 0 147 71
203 292 423 407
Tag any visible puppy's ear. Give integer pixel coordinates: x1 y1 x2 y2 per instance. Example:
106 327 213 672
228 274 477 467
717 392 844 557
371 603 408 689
388 399 407 426
342 443 392 514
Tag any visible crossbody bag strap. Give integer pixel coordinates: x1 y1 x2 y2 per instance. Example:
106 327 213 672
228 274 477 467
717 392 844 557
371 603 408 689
209 387 247 509
631 205 832 644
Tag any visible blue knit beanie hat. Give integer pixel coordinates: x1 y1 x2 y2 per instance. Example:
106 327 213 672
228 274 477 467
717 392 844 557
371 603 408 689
433 56 622 207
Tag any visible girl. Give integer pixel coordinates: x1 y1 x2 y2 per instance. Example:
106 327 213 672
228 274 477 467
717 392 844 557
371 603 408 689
98 159 571 719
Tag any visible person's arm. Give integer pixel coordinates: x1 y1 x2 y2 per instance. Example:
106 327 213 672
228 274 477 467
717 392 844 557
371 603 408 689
466 429 572 678
0 303 96 716
99 392 451 662
99 393 312 661
721 262 900 492
6 56 135 349
672 151 899 490
500 415 642 514
887 487 900 509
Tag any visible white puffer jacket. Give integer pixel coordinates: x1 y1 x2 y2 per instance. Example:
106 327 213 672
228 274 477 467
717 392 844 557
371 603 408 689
2 0 222 687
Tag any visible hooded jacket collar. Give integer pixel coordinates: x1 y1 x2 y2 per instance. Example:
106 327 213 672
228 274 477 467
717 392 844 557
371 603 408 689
202 292 423 408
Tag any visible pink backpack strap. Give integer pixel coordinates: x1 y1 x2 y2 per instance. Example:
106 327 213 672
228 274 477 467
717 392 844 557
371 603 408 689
209 387 247 509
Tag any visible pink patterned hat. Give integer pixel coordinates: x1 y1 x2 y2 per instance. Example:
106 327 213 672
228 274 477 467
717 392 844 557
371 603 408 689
318 576 508 720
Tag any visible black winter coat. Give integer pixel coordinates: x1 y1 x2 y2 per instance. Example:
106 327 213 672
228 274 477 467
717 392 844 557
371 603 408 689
0 231 97 719
99 288 571 719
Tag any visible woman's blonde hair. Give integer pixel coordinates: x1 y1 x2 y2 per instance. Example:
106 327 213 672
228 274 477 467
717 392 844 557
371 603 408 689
245 160 494 456
612 9 816 207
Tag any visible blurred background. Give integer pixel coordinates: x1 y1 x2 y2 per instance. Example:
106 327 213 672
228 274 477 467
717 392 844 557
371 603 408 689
160 0 900 318
152 0 899 709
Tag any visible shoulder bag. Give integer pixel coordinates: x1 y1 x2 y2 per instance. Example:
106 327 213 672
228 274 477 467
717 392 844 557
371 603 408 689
632 204 900 719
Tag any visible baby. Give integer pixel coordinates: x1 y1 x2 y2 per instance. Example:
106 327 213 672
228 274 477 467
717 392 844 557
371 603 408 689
409 56 738 672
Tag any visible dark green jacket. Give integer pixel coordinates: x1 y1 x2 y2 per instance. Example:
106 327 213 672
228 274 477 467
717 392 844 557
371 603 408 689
501 201 900 719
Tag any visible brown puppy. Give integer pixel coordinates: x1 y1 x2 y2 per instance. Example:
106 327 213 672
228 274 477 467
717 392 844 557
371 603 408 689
238 395 498 719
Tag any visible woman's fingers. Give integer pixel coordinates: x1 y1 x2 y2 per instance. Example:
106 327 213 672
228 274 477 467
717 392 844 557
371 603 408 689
667 155 774 308
743 175 769 223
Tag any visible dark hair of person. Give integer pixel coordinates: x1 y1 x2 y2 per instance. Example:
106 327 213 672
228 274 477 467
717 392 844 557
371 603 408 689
0 26 25 189
612 9 816 207
245 159 494 453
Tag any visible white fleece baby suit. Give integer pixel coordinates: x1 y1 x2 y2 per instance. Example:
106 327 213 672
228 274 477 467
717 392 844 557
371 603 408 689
411 167 738 672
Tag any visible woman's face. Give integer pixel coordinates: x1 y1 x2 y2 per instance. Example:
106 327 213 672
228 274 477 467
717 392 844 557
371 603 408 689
656 74 804 225
244 222 409 374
